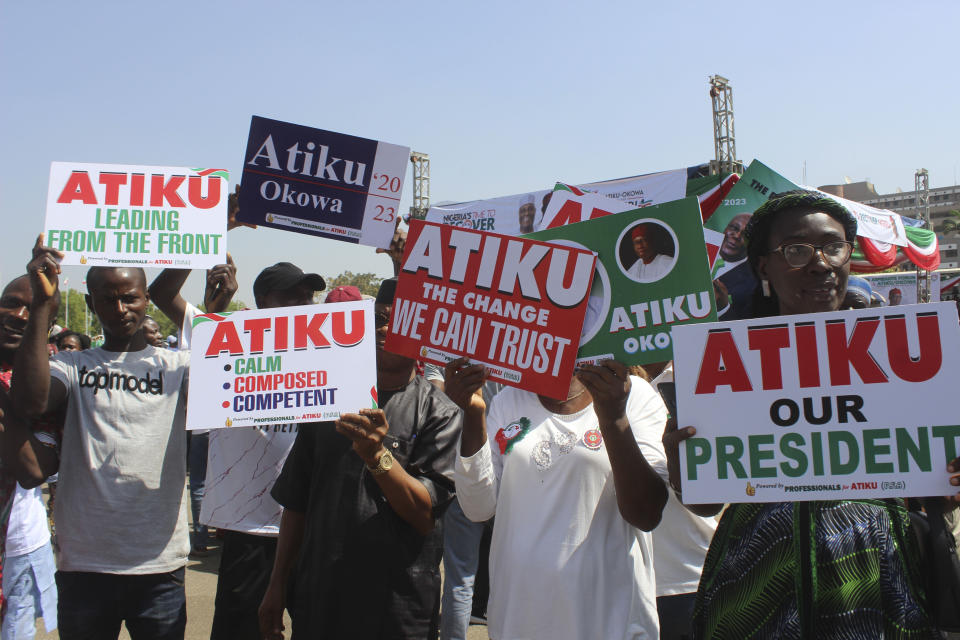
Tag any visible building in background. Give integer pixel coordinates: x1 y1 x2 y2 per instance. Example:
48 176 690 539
819 180 960 269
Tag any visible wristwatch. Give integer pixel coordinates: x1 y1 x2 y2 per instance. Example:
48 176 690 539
367 449 395 476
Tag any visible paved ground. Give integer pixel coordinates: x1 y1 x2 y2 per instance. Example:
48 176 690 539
33 530 489 639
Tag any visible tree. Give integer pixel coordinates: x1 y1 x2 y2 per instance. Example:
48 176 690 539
56 287 101 337
324 271 383 298
942 210 960 235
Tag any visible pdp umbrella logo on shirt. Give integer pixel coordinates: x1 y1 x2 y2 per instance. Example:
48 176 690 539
495 418 532 455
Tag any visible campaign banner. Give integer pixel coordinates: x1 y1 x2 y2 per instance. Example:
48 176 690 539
425 168 687 237
45 162 229 268
385 220 596 399
704 160 907 252
864 272 941 306
673 303 960 503
186 300 376 429
237 116 410 249
528 195 716 365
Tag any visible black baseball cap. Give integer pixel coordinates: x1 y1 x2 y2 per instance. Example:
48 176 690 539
253 262 325 300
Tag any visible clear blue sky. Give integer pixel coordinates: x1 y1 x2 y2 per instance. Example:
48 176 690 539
3 0 958 306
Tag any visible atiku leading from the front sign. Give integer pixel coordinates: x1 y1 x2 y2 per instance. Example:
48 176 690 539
668 190 946 639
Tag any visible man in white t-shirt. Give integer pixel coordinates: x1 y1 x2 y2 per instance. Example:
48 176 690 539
150 259 327 640
12 237 191 639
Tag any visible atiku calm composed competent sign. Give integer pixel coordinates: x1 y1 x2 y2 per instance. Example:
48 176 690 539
186 300 377 430
385 220 597 399
237 116 409 249
45 162 229 268
673 303 960 503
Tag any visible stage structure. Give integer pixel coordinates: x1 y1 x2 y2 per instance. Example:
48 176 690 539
409 151 430 220
915 168 932 302
709 75 743 176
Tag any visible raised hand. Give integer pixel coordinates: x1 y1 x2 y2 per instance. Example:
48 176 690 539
204 253 238 312
376 220 407 275
336 409 390 466
227 183 257 230
575 360 630 426
443 357 486 417
27 234 63 302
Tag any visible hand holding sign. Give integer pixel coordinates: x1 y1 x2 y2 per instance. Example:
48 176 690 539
443 357 487 418
336 408 389 466
376 220 407 275
204 253 238 312
950 458 960 504
227 184 257 231
576 360 630 427
28 234 63 302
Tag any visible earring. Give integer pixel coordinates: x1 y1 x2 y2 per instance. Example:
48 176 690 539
761 280 771 297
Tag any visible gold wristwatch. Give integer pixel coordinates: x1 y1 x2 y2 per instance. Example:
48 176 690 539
367 449 395 476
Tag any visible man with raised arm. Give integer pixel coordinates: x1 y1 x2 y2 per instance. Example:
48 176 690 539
11 236 191 640
150 257 329 640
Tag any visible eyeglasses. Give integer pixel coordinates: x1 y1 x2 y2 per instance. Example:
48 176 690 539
768 241 853 269
374 311 391 328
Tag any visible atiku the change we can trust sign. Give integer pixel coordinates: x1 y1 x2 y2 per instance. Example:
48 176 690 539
237 116 410 249
384 220 597 399
672 303 960 504
186 300 377 430
44 162 229 268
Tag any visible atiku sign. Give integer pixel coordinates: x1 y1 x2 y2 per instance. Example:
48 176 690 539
385 220 597 399
237 116 409 249
672 303 960 503
45 162 228 268
528 191 717 365
186 300 376 430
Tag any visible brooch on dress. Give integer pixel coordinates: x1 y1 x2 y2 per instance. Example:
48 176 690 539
494 418 532 455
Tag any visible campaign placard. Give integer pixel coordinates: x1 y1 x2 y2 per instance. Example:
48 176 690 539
673 303 960 503
45 162 229 268
186 300 377 429
528 194 717 365
864 272 941 306
237 116 409 249
384 220 597 399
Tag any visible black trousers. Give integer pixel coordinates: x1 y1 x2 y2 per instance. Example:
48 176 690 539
211 530 278 640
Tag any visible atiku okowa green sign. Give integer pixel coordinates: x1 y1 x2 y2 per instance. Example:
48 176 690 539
527 194 716 365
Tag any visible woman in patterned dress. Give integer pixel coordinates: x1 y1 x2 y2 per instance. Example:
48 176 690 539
669 190 953 639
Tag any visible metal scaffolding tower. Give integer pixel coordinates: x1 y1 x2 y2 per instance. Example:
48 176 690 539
408 151 430 220
914 168 931 302
708 75 743 176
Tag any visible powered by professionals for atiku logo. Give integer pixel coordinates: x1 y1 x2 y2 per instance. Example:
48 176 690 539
78 365 164 396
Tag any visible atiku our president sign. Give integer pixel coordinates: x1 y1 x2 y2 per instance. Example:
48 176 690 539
237 116 410 249
384 219 597 399
528 192 717 365
186 300 377 429
672 303 960 504
44 162 229 268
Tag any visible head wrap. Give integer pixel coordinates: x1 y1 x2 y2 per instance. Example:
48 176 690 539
744 189 858 272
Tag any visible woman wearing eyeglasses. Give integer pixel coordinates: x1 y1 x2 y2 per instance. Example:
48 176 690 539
669 191 941 639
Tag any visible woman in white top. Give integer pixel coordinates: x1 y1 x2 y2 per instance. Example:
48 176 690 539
451 358 669 640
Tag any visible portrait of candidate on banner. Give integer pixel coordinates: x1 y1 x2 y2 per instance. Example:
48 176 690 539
617 220 678 283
